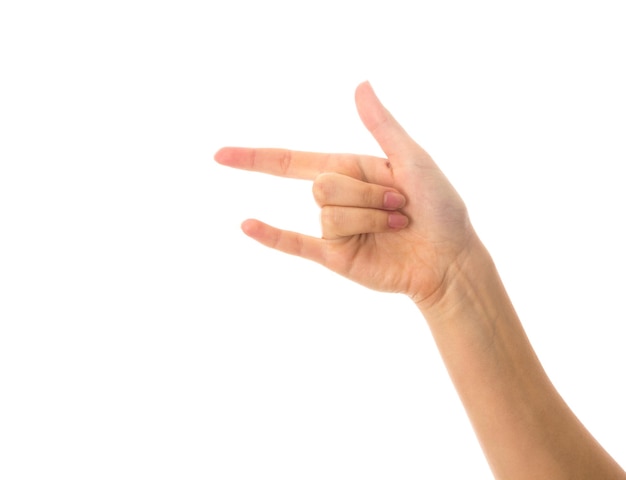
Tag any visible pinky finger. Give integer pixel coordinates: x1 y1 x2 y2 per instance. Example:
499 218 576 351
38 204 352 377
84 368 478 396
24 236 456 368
241 219 327 265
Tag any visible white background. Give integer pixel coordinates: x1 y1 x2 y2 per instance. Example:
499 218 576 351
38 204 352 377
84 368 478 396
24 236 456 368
1 1 625 478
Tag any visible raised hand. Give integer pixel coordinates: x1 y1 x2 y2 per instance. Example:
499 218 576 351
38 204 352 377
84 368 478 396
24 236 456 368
215 82 477 306
216 82 626 480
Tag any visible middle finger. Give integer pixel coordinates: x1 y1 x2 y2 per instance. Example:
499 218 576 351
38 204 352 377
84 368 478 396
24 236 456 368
312 172 406 210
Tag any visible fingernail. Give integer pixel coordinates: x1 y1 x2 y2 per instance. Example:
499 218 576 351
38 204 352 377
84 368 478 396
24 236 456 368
388 212 409 229
383 191 406 209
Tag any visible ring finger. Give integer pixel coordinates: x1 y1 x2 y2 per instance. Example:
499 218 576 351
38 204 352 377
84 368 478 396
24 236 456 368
320 206 409 239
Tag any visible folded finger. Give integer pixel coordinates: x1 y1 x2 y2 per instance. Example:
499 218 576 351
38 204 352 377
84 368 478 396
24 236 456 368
320 206 409 239
313 172 406 210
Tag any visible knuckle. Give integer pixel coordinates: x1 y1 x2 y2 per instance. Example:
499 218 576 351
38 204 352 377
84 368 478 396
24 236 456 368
312 174 334 206
372 213 386 231
320 206 344 231
356 210 377 232
320 205 335 226
277 150 292 175
360 185 377 208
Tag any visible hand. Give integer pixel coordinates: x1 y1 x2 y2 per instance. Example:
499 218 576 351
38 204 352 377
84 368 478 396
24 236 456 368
215 82 477 306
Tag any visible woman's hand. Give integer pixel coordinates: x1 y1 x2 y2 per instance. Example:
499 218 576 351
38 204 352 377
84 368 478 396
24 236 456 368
216 82 626 480
215 82 477 306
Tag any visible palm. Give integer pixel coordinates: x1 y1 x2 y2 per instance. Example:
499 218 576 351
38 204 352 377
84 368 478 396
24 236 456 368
215 82 473 303
322 153 470 301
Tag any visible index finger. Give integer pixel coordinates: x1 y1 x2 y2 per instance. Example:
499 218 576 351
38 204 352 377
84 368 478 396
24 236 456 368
214 147 362 180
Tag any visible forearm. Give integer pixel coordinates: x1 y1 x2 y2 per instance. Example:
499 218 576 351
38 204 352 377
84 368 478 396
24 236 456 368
418 234 626 480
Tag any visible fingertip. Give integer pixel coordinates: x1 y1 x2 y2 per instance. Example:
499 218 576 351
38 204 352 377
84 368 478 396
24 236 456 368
241 218 261 237
388 212 409 229
214 147 230 165
383 191 406 210
354 80 388 137
215 146 247 166
354 80 375 110
355 80 368 92
355 80 374 97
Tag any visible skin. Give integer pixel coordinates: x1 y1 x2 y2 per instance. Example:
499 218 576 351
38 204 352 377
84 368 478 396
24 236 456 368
214 82 626 479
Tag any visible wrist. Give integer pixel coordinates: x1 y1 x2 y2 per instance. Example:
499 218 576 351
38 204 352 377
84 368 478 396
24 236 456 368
414 233 512 333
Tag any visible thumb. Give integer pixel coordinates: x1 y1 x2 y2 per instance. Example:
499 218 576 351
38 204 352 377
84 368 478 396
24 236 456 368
355 81 434 167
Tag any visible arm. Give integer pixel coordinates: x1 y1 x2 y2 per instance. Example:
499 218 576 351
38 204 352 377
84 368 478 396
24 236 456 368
421 236 624 479
215 82 625 479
